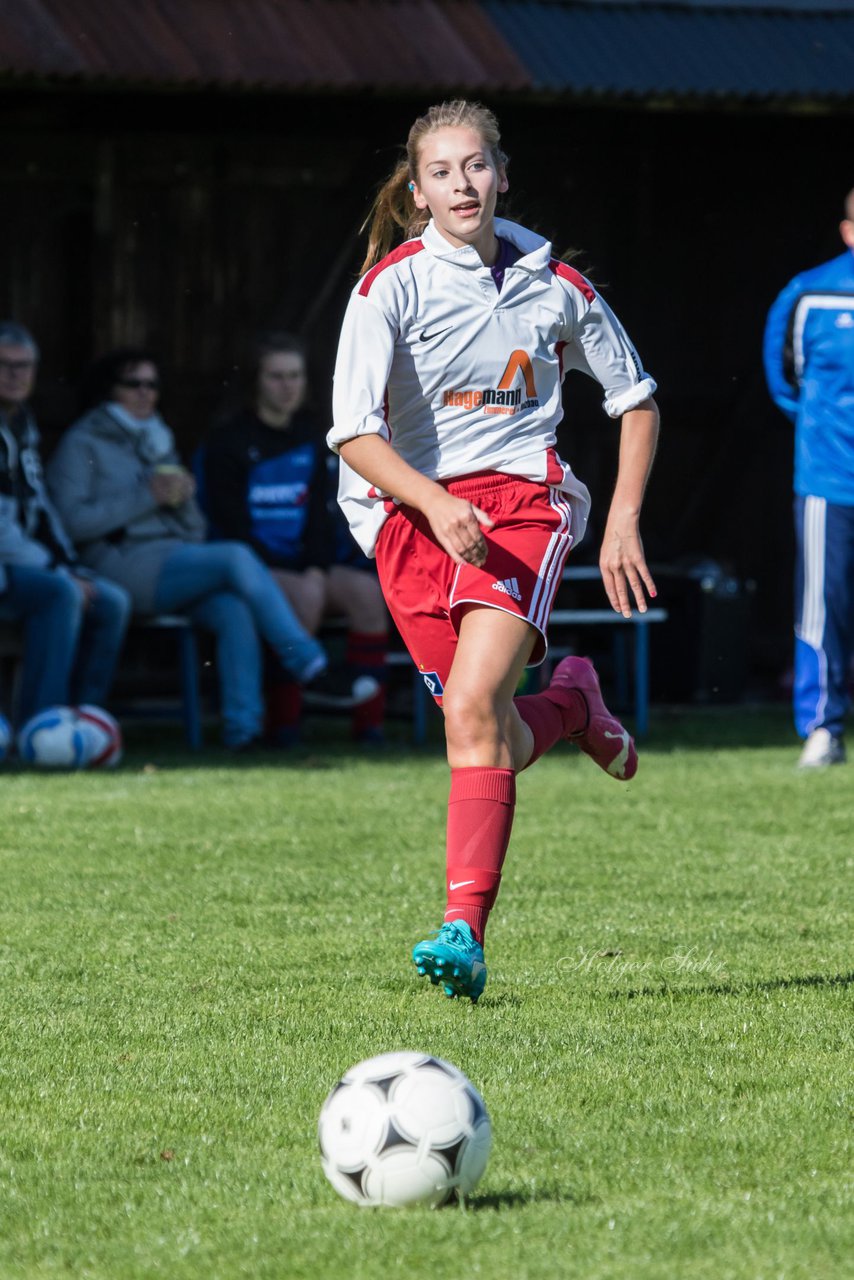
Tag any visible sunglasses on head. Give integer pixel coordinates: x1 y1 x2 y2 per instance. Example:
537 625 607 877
117 377 160 391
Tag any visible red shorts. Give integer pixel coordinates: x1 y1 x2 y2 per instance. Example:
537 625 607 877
375 471 575 701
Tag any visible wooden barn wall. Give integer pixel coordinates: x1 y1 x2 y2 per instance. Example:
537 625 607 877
0 89 851 686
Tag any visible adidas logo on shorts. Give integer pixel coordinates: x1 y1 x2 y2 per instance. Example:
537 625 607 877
492 576 522 602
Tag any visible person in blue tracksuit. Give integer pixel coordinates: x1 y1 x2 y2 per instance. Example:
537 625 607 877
763 190 854 767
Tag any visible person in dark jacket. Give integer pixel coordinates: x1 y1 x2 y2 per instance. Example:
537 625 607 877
204 333 388 743
0 321 130 728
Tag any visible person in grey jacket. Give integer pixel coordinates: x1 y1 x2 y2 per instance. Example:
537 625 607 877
0 322 130 728
47 348 375 750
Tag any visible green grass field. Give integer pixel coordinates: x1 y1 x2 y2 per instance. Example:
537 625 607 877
0 708 851 1279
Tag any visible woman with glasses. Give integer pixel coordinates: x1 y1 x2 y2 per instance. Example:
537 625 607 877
47 348 377 751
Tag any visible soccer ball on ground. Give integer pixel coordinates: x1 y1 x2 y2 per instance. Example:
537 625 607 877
0 713 12 762
319 1051 492 1208
76 704 123 768
17 705 89 769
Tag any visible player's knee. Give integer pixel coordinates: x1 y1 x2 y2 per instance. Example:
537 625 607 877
443 685 500 752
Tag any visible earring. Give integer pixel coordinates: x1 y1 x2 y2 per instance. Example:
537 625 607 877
408 181 415 193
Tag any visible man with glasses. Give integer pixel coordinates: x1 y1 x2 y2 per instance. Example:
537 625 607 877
0 321 130 731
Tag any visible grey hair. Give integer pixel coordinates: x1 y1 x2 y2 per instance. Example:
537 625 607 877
0 321 39 359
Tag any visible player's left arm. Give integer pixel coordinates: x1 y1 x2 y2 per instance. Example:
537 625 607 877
559 280 660 615
600 399 659 618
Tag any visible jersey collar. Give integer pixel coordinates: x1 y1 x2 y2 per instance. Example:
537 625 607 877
421 217 552 273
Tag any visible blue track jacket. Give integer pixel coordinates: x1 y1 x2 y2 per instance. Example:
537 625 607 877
763 249 854 505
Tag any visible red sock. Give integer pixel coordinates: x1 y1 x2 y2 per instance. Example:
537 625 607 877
265 680 302 738
346 629 388 738
515 687 587 769
444 767 516 945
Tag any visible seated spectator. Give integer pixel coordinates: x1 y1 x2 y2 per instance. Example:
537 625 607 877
46 347 376 752
204 332 388 744
0 321 130 728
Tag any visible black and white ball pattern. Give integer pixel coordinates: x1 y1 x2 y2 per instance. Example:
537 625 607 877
319 1051 492 1207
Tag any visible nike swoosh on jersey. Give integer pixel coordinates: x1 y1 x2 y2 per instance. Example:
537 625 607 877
419 326 452 342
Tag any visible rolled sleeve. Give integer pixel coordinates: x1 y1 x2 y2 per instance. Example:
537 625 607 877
563 286 656 420
328 289 397 453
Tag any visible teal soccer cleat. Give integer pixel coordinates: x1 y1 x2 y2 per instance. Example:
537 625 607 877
412 920 487 1004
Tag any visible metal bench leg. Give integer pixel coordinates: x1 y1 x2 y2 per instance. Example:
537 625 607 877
634 623 650 739
613 630 629 709
177 626 202 750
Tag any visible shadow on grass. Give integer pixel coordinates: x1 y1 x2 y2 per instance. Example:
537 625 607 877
3 706 800 774
0 724 443 775
462 1187 596 1211
477 991 525 1010
615 970 854 1001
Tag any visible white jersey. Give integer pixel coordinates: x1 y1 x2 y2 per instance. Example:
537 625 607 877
328 217 656 556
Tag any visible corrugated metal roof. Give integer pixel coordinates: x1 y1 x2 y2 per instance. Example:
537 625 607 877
484 1 854 99
0 0 852 102
563 0 854 9
0 0 529 91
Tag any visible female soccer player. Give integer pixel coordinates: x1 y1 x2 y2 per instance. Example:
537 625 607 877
328 100 659 1003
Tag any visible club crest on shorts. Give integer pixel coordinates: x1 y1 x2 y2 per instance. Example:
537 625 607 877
420 671 444 696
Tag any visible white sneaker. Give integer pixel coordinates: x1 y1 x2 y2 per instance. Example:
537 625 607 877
797 728 846 769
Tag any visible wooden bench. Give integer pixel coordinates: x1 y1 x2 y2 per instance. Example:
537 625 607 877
0 614 203 749
0 620 23 719
399 567 668 745
543 607 668 738
122 615 203 750
2 570 667 749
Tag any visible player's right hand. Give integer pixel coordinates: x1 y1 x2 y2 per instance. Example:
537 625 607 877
425 492 493 568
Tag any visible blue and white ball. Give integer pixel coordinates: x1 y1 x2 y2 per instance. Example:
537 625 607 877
0 713 12 763
319 1052 492 1207
17 705 89 769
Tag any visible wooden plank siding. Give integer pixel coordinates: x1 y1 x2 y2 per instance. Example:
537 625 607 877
0 117 377 442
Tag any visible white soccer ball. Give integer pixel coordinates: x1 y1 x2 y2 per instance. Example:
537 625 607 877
319 1051 492 1208
76 704 123 768
17 705 89 769
0 713 12 763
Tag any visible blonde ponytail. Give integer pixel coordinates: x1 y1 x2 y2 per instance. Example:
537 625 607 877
358 99 508 276
359 161 428 276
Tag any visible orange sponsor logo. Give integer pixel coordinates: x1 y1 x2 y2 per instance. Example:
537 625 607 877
442 349 539 416
497 350 538 398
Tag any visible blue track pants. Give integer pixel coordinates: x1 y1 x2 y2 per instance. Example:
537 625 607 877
793 494 854 738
